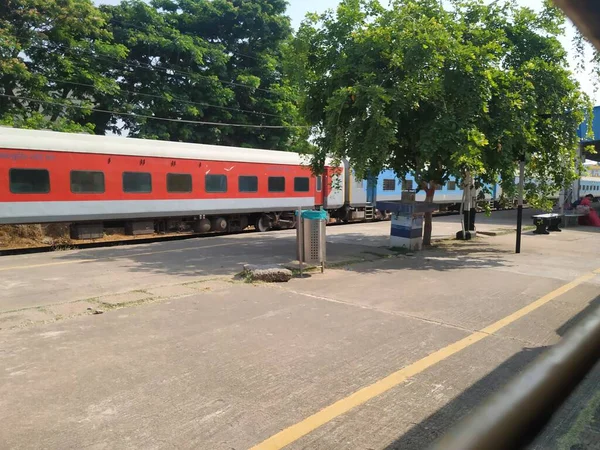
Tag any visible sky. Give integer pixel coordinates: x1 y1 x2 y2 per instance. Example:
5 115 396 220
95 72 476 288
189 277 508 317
95 0 598 103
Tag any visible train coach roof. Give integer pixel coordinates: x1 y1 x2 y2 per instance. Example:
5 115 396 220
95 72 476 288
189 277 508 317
0 127 312 166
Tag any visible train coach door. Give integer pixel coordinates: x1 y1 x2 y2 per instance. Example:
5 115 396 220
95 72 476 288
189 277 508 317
315 174 325 207
323 166 345 209
367 175 377 205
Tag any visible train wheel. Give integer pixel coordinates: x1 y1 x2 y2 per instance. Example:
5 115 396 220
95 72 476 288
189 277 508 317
255 215 271 232
211 217 228 232
287 215 297 229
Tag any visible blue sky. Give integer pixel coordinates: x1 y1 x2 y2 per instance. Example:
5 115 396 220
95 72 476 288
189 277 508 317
95 0 597 102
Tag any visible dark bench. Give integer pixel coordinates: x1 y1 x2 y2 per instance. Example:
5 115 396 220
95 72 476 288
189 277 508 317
532 213 562 234
563 212 585 228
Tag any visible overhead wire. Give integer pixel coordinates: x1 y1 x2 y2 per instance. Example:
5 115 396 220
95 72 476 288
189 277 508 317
0 93 309 129
44 77 291 119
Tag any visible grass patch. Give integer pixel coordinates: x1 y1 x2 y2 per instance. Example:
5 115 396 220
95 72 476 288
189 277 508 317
235 270 255 283
327 257 370 268
361 250 394 259
289 266 320 277
556 387 600 450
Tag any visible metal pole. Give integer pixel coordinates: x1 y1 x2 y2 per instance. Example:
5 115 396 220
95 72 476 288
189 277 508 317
516 159 525 254
322 219 325 273
297 207 303 278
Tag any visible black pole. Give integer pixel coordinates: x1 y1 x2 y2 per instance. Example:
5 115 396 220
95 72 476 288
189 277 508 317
516 205 523 254
516 159 525 254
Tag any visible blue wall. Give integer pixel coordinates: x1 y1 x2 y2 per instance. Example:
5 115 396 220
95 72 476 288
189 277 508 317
578 106 600 142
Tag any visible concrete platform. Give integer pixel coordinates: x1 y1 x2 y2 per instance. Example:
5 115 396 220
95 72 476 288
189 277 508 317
0 210 599 449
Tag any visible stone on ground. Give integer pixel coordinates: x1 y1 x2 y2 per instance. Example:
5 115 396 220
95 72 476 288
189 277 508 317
243 264 292 282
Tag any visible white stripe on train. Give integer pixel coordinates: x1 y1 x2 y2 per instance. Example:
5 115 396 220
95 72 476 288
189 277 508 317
0 197 316 224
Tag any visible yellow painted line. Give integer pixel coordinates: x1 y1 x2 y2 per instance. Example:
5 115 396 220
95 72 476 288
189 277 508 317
0 242 236 272
251 270 599 450
480 272 597 335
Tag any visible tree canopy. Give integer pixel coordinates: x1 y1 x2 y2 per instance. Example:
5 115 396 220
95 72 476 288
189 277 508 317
0 0 305 150
0 0 127 133
293 0 590 239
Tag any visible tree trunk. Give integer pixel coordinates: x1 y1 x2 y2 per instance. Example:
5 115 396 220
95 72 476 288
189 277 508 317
422 184 436 247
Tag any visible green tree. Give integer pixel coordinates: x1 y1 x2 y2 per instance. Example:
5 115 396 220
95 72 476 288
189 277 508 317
0 0 127 133
295 0 589 245
100 0 304 150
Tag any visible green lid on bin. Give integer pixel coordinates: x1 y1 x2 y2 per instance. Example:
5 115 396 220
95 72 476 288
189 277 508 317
300 210 328 220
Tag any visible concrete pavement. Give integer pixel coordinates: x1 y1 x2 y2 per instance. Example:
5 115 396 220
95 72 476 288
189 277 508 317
0 209 540 315
1 210 600 449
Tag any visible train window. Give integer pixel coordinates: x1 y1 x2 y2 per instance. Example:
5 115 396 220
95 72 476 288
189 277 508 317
238 176 258 193
71 171 105 194
9 168 50 194
205 174 227 193
447 181 456 191
316 176 322 192
435 184 443 191
123 172 152 193
268 177 286 192
383 179 396 191
167 173 192 193
402 179 413 190
294 177 310 192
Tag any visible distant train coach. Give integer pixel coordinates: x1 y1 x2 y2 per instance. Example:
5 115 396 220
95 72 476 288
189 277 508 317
0 127 500 236
579 176 600 199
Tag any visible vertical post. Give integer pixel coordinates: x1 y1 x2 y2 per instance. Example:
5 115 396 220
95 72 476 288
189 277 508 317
577 142 583 200
516 159 525 254
297 207 303 278
320 206 325 273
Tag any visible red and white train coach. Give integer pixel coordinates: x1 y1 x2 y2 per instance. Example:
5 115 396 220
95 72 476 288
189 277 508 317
0 127 344 235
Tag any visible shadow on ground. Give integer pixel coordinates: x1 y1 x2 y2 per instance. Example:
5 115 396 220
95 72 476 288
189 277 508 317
47 227 516 279
340 238 512 274
49 230 397 278
384 295 600 450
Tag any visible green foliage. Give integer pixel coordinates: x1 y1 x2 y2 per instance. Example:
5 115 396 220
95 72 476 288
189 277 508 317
98 0 303 149
0 0 128 134
295 0 589 214
1 0 305 150
0 112 94 133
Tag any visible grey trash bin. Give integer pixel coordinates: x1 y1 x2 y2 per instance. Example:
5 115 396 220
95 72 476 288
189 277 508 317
296 210 327 270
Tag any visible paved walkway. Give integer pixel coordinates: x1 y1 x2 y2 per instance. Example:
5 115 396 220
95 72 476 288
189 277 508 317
1 210 599 449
